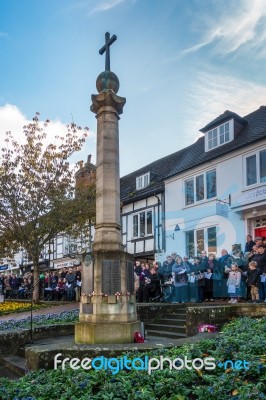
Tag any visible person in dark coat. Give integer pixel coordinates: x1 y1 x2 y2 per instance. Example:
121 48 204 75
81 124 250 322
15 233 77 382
200 251 208 269
249 245 266 301
172 256 190 303
64 268 76 301
158 255 174 282
134 261 142 276
246 261 261 303
9 274 20 298
207 253 222 299
141 267 161 302
137 264 151 302
218 249 230 298
249 245 266 273
193 257 207 303
245 235 256 253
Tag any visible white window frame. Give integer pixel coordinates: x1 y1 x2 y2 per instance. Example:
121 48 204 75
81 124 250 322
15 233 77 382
244 148 266 188
205 119 234 152
136 172 150 190
132 209 153 238
185 226 217 257
184 169 217 206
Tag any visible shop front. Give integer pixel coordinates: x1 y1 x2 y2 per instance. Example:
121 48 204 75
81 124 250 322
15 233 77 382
52 257 81 270
231 185 266 243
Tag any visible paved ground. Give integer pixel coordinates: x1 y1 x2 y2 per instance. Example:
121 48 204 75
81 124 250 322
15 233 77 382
0 302 79 322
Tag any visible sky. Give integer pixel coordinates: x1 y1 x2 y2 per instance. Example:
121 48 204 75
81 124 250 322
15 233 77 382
0 0 266 177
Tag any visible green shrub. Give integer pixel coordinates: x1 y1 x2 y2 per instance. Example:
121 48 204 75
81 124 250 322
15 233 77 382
0 317 265 400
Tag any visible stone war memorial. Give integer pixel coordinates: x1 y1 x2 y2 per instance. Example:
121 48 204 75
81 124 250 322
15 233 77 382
75 32 141 344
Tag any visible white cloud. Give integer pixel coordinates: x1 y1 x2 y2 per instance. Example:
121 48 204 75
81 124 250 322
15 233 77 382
0 104 96 165
88 0 125 15
0 104 67 148
185 71 266 139
182 38 214 56
182 0 266 57
0 104 28 139
0 32 7 38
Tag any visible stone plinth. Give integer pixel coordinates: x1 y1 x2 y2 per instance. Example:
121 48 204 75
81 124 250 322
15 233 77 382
75 320 140 344
75 250 140 344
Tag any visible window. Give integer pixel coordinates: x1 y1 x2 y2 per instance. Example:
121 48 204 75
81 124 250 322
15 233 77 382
208 128 218 150
132 210 153 238
196 175 204 201
219 122 229 144
136 172 150 190
196 230 204 254
206 120 232 151
185 179 194 205
186 227 217 258
246 155 257 185
207 227 217 253
184 170 216 206
206 170 217 199
245 149 266 186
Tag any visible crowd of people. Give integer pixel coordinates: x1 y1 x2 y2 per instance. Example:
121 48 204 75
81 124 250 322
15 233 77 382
0 266 82 301
1 235 266 305
134 235 266 304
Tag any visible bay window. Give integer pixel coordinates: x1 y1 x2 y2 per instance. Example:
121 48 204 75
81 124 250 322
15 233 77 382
184 170 216 206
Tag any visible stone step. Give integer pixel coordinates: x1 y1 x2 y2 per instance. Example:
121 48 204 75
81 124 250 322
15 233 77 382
0 355 26 377
167 309 187 315
156 318 186 324
0 363 20 380
159 313 186 319
146 330 187 339
145 323 186 333
17 346 26 358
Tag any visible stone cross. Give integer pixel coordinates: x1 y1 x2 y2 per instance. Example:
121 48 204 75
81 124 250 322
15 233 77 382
99 32 117 72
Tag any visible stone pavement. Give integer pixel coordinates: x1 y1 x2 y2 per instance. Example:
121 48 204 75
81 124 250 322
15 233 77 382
0 302 78 322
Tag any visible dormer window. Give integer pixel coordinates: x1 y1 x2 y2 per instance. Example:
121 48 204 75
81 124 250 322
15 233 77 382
136 172 150 190
204 119 234 152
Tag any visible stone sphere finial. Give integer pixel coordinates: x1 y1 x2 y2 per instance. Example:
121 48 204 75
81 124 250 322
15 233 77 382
96 71 120 94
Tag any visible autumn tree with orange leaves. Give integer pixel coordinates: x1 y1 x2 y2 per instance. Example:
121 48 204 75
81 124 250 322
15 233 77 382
0 113 95 301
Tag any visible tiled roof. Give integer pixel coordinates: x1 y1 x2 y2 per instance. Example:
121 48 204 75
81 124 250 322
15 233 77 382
120 106 266 204
199 110 247 132
120 147 188 204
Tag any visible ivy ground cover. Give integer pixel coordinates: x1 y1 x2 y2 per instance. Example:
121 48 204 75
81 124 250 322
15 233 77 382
0 316 265 400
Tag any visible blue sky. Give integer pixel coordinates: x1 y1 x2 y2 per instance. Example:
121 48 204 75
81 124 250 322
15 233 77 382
0 0 266 176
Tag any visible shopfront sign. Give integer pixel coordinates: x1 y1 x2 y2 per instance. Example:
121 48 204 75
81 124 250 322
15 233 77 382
53 260 80 269
232 185 266 208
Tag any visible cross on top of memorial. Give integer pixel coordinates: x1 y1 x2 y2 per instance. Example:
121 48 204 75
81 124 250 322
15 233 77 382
99 32 117 72
95 32 120 95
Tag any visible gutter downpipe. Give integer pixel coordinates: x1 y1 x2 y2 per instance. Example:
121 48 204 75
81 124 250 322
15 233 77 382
154 193 160 254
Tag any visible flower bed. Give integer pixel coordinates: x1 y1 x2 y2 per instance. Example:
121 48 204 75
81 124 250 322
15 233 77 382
0 310 79 331
0 302 46 316
0 317 266 399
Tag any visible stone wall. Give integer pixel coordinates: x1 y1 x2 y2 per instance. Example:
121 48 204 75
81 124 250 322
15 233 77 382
137 303 266 336
0 324 74 356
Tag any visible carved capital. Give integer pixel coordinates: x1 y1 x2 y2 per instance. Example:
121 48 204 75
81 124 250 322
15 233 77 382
91 90 126 115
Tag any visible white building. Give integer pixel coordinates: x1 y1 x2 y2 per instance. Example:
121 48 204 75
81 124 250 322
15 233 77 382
121 106 266 263
163 107 266 261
